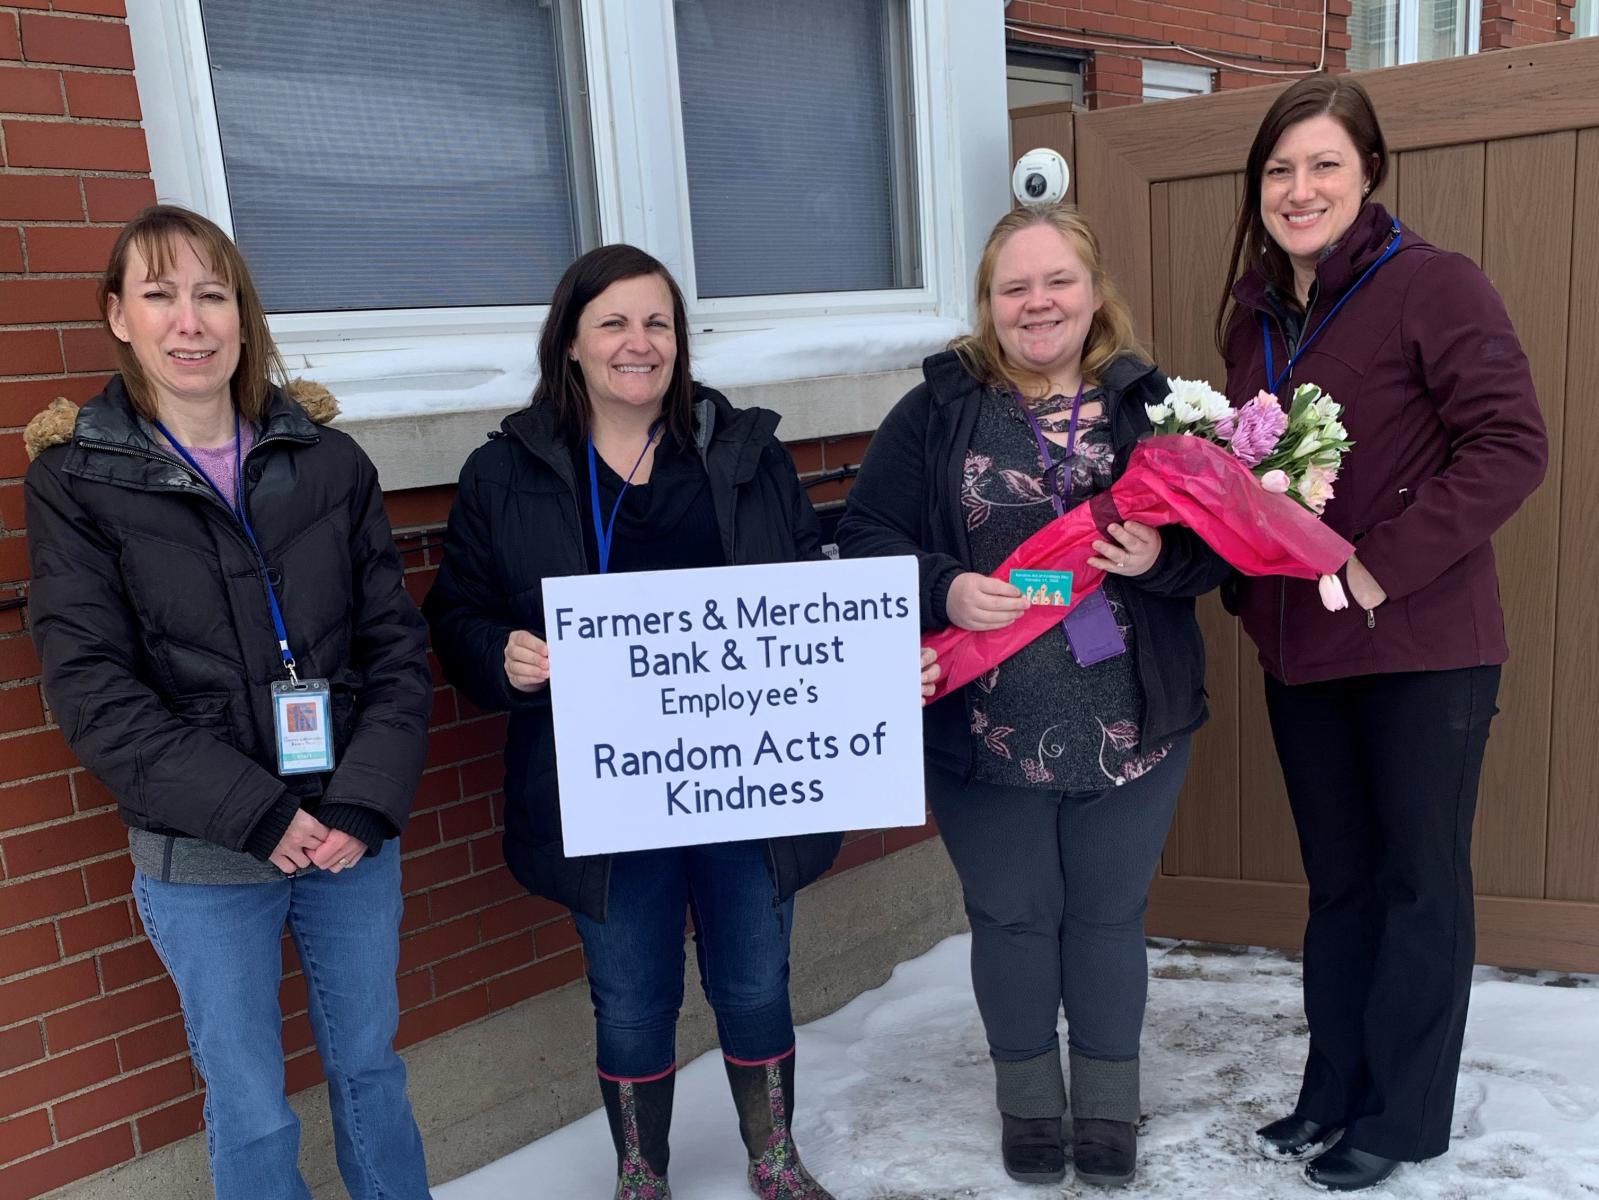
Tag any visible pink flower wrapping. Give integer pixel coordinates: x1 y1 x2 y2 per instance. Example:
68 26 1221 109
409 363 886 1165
922 435 1354 703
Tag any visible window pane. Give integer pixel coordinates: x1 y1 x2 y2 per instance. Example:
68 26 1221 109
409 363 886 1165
1348 0 1398 69
200 0 587 313
1577 0 1598 37
1417 0 1468 61
674 0 918 298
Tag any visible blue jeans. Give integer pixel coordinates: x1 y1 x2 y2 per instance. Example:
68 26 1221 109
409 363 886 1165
133 846 430 1200
574 838 796 1079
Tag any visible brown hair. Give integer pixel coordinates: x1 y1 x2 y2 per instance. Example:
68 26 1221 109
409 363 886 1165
1214 74 1388 354
99 204 285 423
533 244 696 449
950 203 1143 398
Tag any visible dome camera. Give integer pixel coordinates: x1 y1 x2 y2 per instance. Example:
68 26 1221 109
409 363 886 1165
1012 148 1070 207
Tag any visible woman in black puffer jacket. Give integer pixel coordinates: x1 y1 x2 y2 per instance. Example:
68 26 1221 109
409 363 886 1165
425 244 935 1200
25 205 433 1200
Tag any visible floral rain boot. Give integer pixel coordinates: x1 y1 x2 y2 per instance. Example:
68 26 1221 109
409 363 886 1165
598 1071 674 1200
723 1051 836 1200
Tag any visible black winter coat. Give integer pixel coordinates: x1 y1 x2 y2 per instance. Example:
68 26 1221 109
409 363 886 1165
837 350 1229 776
24 376 433 855
422 388 842 922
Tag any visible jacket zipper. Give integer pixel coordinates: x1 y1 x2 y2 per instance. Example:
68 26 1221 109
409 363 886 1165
77 433 303 656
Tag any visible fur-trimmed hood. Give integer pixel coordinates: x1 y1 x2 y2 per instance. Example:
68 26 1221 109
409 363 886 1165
24 377 339 461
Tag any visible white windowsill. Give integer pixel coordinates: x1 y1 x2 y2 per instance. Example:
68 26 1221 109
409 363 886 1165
313 313 961 491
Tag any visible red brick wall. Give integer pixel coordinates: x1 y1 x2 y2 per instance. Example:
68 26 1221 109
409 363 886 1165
0 8 929 1197
1011 0 1584 108
1008 0 1342 108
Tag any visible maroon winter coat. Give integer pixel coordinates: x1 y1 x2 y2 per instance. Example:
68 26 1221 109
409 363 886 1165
1222 201 1547 684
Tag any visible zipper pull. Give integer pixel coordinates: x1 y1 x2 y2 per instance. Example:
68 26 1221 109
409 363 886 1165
1366 609 1376 629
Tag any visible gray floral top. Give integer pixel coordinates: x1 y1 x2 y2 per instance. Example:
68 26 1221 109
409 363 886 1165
962 388 1172 793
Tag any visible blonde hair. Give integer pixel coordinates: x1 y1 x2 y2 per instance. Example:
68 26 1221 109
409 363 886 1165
99 204 285 424
951 203 1143 398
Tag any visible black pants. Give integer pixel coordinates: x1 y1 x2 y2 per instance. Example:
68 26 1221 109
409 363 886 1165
1265 665 1499 1161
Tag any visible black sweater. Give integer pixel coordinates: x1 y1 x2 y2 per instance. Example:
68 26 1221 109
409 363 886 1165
836 350 1230 776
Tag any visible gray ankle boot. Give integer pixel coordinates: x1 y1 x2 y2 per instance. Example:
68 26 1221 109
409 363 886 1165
1069 1052 1139 1189
994 1051 1068 1185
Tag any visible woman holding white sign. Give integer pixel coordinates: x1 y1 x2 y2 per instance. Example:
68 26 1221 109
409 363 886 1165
425 245 936 1200
839 204 1229 1189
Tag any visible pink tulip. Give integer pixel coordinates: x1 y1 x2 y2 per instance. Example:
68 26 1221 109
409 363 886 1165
1318 573 1349 611
1261 469 1290 493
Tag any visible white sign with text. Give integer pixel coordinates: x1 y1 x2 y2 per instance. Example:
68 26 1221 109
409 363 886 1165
543 556 925 856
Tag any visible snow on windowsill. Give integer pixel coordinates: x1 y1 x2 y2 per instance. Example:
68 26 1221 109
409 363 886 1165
287 313 965 424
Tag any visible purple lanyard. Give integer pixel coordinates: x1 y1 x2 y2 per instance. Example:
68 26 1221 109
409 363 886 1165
1011 383 1086 517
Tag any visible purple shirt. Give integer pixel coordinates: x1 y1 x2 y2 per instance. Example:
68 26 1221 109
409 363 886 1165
162 420 257 511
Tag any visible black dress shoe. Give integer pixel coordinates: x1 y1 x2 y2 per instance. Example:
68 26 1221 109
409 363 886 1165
1072 1118 1136 1188
1254 1114 1343 1161
1304 1142 1402 1192
1000 1114 1067 1184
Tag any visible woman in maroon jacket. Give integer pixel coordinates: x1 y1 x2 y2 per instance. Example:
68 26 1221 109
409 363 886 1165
1216 77 1546 1192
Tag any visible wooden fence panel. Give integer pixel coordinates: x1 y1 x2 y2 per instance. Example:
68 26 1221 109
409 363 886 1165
1547 127 1599 904
1475 131 1573 898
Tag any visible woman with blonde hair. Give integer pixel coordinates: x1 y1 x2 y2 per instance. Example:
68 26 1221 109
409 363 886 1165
840 203 1228 1189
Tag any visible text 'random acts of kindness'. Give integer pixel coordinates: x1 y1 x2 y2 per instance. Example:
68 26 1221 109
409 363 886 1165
543 557 925 855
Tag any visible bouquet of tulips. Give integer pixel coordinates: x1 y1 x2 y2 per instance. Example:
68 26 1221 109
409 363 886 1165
920 377 1356 704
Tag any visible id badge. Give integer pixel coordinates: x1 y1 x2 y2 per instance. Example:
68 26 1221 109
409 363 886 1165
271 679 335 775
1062 588 1128 666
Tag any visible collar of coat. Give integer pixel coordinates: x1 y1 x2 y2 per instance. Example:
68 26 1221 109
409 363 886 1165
24 374 338 463
497 383 780 492
1231 200 1408 316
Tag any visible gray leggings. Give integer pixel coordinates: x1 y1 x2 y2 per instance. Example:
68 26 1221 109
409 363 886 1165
927 737 1189 1065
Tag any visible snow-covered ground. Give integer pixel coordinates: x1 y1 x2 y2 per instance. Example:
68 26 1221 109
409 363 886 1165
436 935 1599 1200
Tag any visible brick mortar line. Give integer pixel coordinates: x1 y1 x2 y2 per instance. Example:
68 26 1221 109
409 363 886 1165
0 115 140 128
0 166 148 177
0 370 108 383
7 12 129 26
1 63 136 77
0 321 104 329
0 269 102 277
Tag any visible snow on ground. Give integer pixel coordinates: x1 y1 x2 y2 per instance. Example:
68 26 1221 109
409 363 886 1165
435 936 1599 1200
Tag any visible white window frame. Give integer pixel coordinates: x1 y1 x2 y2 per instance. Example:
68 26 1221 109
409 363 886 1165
1141 59 1213 102
125 0 996 360
1355 0 1482 67
1577 0 1598 38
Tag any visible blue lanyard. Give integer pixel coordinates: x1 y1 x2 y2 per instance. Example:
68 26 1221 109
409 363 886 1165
1263 218 1402 395
587 421 663 575
1011 383 1086 520
155 412 299 682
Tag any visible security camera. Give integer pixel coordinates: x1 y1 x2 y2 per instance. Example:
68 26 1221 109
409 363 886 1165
1012 148 1070 207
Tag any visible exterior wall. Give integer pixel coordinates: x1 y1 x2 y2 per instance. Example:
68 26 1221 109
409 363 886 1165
0 8 932 1199
1008 0 1580 109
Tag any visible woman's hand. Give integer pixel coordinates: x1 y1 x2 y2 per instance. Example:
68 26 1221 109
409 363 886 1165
919 646 941 699
1088 521 1162 578
504 630 551 692
946 572 1028 632
270 810 331 874
310 830 367 874
1345 553 1388 610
